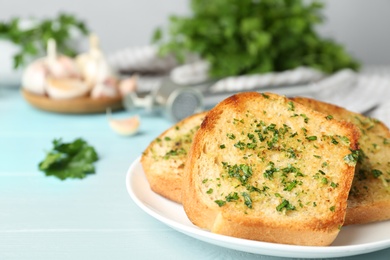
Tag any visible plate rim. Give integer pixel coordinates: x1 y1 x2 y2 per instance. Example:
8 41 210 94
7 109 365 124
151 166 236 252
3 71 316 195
126 156 390 258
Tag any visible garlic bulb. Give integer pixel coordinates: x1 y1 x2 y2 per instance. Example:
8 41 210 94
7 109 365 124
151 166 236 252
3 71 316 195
21 60 47 95
76 34 116 89
45 39 80 79
22 39 81 95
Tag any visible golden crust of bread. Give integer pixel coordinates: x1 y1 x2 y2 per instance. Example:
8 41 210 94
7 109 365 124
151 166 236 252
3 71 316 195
183 92 359 246
292 97 390 225
141 112 207 203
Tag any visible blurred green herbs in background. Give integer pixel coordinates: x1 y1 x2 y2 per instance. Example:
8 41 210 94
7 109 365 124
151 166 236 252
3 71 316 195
153 0 360 78
0 13 89 69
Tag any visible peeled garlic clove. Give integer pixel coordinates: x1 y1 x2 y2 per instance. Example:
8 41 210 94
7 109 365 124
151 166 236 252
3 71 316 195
109 115 140 136
45 78 89 99
107 109 140 136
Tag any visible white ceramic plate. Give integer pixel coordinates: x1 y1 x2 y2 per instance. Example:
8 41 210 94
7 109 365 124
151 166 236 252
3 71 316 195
126 157 390 258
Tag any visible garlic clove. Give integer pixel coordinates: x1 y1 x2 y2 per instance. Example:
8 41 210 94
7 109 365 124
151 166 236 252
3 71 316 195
90 77 119 99
118 75 137 97
106 108 140 136
45 78 89 99
51 55 81 78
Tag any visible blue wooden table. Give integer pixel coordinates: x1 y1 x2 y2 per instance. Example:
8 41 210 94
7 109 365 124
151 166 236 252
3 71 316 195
1 86 390 260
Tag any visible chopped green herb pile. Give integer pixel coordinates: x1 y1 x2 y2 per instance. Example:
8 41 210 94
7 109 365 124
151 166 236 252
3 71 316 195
38 138 98 180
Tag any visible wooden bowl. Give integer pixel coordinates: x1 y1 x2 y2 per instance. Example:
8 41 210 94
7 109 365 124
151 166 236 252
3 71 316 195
21 89 123 114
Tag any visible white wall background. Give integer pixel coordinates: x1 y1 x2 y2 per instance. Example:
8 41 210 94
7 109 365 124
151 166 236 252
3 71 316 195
0 0 389 65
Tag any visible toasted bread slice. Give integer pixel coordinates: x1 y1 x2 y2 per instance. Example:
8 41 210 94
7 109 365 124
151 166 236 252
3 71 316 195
292 97 390 225
141 112 207 203
182 92 359 246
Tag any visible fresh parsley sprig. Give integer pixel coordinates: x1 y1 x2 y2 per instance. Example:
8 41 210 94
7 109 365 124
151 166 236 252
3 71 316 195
0 13 89 69
152 0 360 78
38 138 98 180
